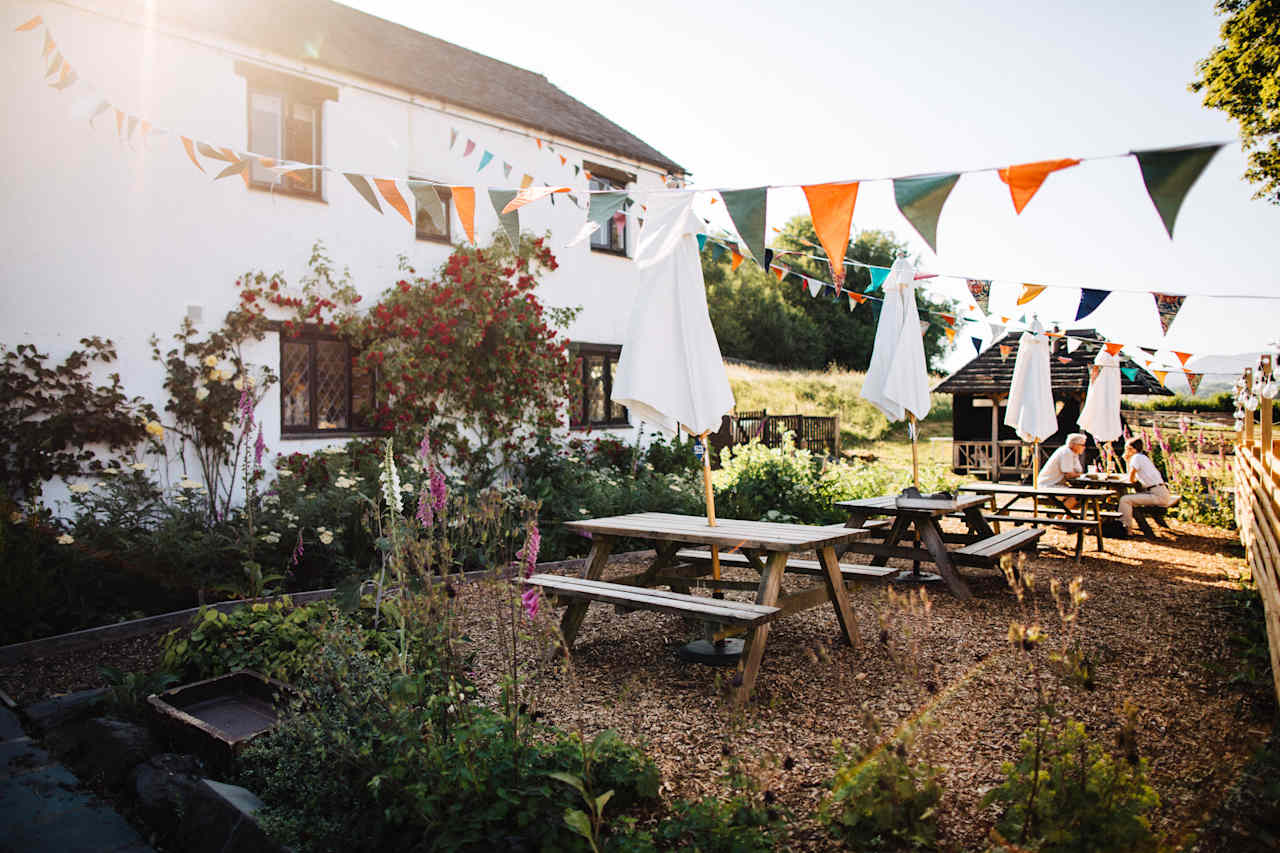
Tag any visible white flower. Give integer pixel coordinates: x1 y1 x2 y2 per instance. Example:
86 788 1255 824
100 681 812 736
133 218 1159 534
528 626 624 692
261 494 279 506
578 507 589 515
276 469 292 478
178 479 201 490
334 476 358 489
223 421 236 433
173 494 187 503
379 439 403 513
232 378 245 391
323 446 346 455
102 467 119 475
195 387 210 401
318 529 334 545
261 531 281 545
203 355 219 368
401 482 415 492
69 483 92 494
246 375 256 388
56 533 74 545
130 462 148 472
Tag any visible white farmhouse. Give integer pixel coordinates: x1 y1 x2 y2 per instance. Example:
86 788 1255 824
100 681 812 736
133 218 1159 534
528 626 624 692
1 0 685 495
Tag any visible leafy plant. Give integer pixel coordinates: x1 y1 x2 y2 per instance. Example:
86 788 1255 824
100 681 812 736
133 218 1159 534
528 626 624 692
97 665 178 720
820 738 941 850
984 717 1161 853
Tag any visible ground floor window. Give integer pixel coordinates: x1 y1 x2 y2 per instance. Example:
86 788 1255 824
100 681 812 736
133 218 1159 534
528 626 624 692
279 330 376 435
569 343 628 429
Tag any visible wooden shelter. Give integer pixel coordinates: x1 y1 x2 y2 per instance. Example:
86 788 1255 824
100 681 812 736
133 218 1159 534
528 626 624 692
934 328 1171 480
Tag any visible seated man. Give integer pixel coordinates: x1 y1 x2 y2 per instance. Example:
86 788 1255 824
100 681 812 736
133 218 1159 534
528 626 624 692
1116 437 1177 537
1039 433 1086 489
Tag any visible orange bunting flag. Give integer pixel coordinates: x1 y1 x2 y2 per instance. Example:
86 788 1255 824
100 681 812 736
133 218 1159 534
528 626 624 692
42 31 54 57
945 328 957 343
221 148 250 186
535 139 542 149
519 174 534 189
770 265 786 281
940 313 955 327
997 158 1081 214
1090 364 1101 382
848 292 867 308
801 181 859 285
1000 315 1011 324
1173 351 1193 366
15 16 42 31
1057 356 1073 364
730 252 744 271
500 185 570 214
559 154 567 166
1152 369 1169 386
1016 283 1047 306
374 179 414 225
999 345 1013 361
1104 342 1124 356
451 186 476 242
114 109 124 136
180 137 205 173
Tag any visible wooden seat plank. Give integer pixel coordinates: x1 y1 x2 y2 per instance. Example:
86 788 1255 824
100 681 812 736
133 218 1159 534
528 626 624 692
674 549 897 579
982 513 1098 529
526 574 779 625
563 513 869 552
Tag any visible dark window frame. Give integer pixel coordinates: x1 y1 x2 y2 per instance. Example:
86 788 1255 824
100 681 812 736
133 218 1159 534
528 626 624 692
584 162 635 257
411 181 452 244
569 342 630 430
236 62 337 203
276 326 379 439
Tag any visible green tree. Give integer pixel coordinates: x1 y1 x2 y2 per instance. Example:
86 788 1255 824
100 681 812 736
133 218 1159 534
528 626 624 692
1191 0 1280 203
703 217 956 371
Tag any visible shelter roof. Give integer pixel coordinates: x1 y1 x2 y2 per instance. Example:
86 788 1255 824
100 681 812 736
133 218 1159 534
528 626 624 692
933 328 1172 397
150 0 685 174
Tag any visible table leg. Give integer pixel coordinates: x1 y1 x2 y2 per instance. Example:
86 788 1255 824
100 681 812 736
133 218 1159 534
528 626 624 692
818 546 860 648
836 510 872 560
559 536 615 651
734 550 788 704
871 515 910 567
962 504 995 540
640 541 683 590
916 517 973 603
1090 498 1104 552
988 495 1001 532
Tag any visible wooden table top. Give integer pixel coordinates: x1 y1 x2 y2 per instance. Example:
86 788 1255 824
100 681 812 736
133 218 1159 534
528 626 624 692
562 512 870 552
960 482 1118 498
1075 475 1137 490
835 493 988 516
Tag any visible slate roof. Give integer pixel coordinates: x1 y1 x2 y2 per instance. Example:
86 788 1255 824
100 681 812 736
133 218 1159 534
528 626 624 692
153 0 685 174
934 328 1172 397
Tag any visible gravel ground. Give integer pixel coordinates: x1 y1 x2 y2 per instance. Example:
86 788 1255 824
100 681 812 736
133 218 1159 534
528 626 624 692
2 518 1270 850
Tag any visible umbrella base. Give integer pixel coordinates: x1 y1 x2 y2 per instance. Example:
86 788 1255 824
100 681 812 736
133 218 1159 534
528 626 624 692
892 569 942 585
677 638 744 666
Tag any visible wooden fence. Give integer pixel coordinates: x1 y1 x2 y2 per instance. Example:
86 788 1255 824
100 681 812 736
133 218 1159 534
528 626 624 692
711 409 841 458
1234 374 1280 704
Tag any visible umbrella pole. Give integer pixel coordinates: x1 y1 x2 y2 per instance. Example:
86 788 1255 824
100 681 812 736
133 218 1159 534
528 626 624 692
909 414 920 490
1032 440 1041 518
699 431 720 584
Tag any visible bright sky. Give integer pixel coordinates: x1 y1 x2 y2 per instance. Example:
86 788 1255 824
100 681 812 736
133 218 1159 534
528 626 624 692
349 0 1278 381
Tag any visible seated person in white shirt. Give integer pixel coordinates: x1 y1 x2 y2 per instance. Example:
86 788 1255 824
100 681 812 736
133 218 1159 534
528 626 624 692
1038 433 1086 497
1117 436 1177 536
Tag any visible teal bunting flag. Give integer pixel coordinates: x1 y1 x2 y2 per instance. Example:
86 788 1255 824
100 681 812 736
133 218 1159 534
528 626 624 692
710 242 727 262
1133 144 1223 238
477 151 494 171
1121 367 1139 381
408 181 445 233
488 189 520 247
867 267 891 292
1075 288 1110 321
697 234 708 252
588 191 630 227
345 173 382 213
573 164 580 177
893 173 960 253
971 336 983 354
720 187 768 268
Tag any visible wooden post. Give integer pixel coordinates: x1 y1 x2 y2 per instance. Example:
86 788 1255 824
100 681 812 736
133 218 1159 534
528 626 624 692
1261 356 1274 468
990 397 1000 480
909 413 920 490
833 412 842 460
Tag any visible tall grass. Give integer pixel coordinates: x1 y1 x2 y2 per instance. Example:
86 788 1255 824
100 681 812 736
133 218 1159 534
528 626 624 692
726 362 952 444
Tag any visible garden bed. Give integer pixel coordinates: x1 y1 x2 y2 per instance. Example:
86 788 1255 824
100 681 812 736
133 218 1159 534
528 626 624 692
1 520 1272 850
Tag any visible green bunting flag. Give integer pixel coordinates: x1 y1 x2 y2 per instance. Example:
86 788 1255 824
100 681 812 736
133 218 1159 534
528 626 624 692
345 173 383 213
477 150 494 171
867 267 891 292
1133 144 1223 238
697 234 708 252
720 187 768 268
573 164 580 177
588 191 630 228
1075 288 1109 321
1152 292 1186 336
710 241 727 263
893 173 960 253
408 181 445 233
763 248 774 269
1121 367 1138 381
488 189 520 248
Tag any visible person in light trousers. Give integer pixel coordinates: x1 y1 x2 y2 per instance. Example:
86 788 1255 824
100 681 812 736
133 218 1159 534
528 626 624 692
1117 437 1176 536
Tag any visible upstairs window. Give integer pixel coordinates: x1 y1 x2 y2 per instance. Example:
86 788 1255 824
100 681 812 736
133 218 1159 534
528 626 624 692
280 329 376 435
569 343 629 429
236 62 337 200
585 162 635 256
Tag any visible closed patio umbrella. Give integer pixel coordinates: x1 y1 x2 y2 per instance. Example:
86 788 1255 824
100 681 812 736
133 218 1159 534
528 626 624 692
860 256 932 486
1004 320 1057 485
1078 348 1123 469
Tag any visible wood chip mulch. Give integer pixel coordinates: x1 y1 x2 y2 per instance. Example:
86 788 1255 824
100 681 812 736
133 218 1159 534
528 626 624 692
3 519 1272 850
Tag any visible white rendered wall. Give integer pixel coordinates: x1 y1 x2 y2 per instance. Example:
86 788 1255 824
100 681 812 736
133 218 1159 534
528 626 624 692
1 0 670 507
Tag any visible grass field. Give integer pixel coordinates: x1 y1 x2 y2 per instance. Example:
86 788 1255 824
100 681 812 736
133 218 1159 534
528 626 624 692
725 361 953 458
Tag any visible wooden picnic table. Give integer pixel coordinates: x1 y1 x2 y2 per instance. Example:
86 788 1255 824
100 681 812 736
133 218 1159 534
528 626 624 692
527 512 870 703
834 492 1044 603
1074 474 1180 538
958 481 1121 559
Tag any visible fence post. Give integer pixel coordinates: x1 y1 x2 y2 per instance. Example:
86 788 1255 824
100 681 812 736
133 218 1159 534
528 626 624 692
833 412 841 459
1244 368 1256 448
1261 356 1274 470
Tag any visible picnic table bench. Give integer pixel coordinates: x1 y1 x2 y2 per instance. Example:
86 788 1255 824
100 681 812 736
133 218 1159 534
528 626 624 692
958 482 1119 559
1075 475 1182 539
524 512 871 702
834 492 1045 602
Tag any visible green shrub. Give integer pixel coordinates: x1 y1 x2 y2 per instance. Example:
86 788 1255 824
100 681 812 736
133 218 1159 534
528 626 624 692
983 718 1161 853
647 793 787 853
820 738 941 850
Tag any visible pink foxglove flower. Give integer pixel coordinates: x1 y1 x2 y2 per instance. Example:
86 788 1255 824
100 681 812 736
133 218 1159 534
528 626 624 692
418 433 432 460
238 386 254 427
430 469 447 514
520 524 541 578
253 426 266 467
291 529 304 566
415 486 434 528
521 585 541 619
